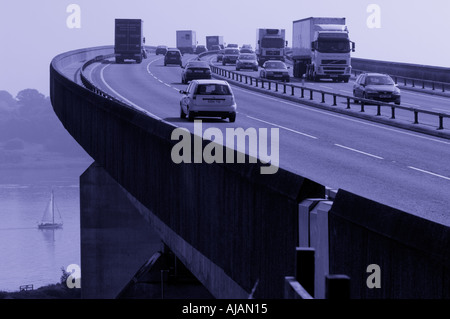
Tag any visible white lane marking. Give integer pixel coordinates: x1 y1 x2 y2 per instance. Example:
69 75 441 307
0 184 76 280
146 58 181 92
403 102 424 108
246 115 318 139
99 63 161 120
230 85 450 145
408 166 450 181
334 144 384 160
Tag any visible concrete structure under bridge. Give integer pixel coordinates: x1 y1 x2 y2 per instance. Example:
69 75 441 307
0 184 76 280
50 47 450 299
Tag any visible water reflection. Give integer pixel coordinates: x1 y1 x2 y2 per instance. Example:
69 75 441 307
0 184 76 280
38 228 62 244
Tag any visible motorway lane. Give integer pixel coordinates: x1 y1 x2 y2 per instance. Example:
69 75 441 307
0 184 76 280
212 56 450 129
88 53 450 226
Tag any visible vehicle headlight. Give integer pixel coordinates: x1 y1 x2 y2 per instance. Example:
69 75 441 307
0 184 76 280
394 88 401 94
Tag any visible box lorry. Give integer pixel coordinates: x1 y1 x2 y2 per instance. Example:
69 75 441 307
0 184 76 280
255 29 287 66
177 30 197 55
114 19 145 64
291 17 355 82
206 36 224 50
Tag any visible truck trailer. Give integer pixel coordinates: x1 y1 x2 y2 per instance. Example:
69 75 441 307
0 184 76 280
292 17 355 82
255 28 287 66
206 36 224 50
114 19 145 64
176 30 197 54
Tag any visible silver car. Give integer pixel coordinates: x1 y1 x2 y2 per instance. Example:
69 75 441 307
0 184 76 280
260 60 290 82
236 54 258 71
353 73 401 105
179 80 237 122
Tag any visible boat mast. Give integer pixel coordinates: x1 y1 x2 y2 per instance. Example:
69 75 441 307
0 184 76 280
51 190 54 224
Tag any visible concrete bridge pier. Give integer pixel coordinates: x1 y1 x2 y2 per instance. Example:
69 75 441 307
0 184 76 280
79 162 214 299
79 162 163 299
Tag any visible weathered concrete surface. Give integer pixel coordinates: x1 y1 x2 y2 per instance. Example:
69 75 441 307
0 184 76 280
80 162 162 299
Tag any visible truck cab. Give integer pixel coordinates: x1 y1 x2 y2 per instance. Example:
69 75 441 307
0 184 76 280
255 29 287 66
291 18 356 83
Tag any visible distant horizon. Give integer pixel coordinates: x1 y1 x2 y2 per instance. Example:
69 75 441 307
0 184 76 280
1 0 449 96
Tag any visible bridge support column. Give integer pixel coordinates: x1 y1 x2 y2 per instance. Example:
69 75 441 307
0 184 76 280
80 162 162 299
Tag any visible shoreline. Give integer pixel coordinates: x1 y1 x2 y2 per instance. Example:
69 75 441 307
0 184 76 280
0 283 81 299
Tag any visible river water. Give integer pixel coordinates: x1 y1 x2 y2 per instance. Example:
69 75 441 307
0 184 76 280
0 166 88 292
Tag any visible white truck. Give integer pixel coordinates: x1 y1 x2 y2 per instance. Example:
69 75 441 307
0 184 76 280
255 28 287 66
291 17 355 82
176 30 197 55
206 36 224 50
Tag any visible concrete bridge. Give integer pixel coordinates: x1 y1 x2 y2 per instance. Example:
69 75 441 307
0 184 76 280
50 46 450 299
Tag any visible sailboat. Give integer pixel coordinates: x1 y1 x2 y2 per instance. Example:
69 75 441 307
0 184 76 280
38 189 63 229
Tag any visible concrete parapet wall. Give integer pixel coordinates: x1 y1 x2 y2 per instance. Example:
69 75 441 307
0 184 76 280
352 58 450 83
329 189 450 299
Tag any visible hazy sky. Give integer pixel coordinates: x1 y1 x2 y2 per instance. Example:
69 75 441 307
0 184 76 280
0 0 449 96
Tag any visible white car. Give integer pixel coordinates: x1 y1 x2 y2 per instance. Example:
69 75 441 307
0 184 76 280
179 80 237 122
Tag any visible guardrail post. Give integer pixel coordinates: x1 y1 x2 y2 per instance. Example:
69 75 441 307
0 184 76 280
422 81 425 89
283 84 286 94
332 95 337 106
275 82 278 92
268 81 271 90
261 80 265 89
391 106 396 119
309 90 313 101
414 111 419 124
346 98 351 109
255 79 258 87
412 79 415 87
360 102 365 112
432 82 435 91
245 76 248 84
321 92 325 103
438 116 444 130
376 105 381 116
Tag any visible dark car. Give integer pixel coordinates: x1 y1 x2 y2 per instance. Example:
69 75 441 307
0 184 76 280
236 53 258 71
353 73 401 105
239 48 254 54
155 45 168 55
164 48 182 66
222 48 240 65
260 60 290 82
195 45 208 54
210 45 222 51
181 61 212 84
216 49 224 62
